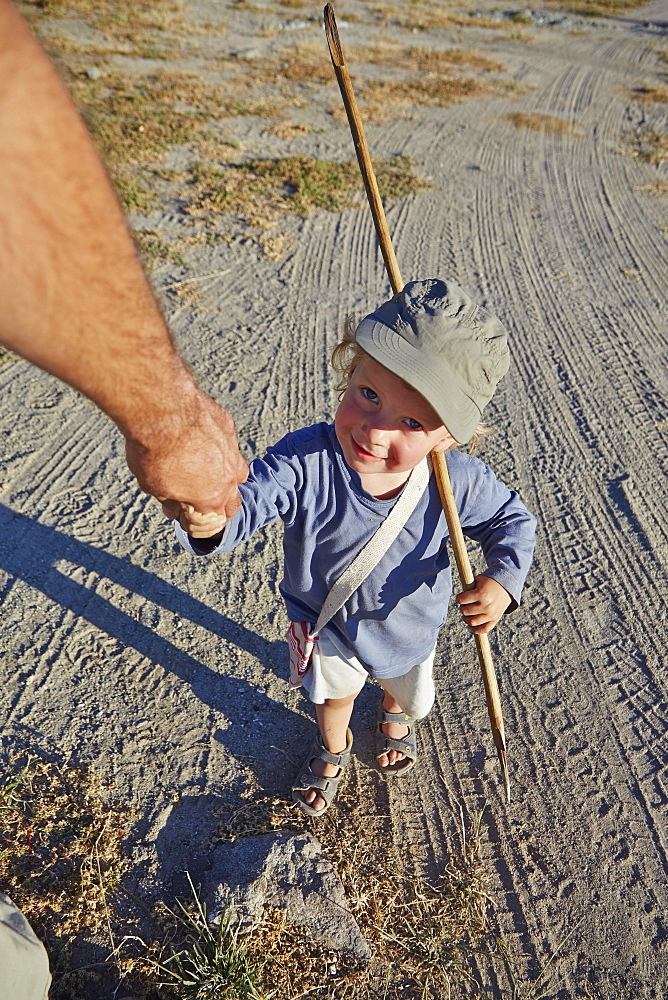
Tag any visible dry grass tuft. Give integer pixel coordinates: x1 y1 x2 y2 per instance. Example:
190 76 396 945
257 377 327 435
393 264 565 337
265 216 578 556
121 153 424 263
545 0 650 14
635 179 668 196
281 52 334 86
503 112 582 134
19 0 186 40
357 0 535 31
61 69 276 211
231 43 334 88
0 752 133 998
352 43 506 75
211 792 301 843
202 774 497 999
339 75 496 124
630 84 668 104
368 2 514 32
236 783 495 999
70 70 253 166
327 47 509 123
267 120 311 140
625 126 668 165
0 758 559 999
314 36 511 125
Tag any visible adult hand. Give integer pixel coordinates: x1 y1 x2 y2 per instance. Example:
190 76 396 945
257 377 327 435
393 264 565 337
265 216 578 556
125 387 248 534
455 574 511 635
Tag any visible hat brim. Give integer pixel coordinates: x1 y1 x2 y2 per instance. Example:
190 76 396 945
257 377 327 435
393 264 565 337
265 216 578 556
355 318 481 444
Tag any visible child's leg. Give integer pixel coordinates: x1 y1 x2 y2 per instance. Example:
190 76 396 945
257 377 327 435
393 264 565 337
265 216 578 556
377 686 411 768
377 652 436 769
298 693 358 813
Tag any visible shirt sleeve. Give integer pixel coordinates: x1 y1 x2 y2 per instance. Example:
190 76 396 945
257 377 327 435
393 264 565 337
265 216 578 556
173 434 304 557
448 451 537 608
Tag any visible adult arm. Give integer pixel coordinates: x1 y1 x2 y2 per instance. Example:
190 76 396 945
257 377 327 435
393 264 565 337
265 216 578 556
0 0 247 529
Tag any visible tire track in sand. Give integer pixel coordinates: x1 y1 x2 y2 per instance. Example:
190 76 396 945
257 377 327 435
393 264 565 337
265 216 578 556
360 18 668 994
467 26 668 990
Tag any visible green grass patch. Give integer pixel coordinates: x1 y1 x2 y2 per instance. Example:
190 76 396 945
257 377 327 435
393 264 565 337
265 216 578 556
183 154 427 220
150 876 267 1000
0 346 20 365
133 230 189 269
242 156 362 214
113 171 158 213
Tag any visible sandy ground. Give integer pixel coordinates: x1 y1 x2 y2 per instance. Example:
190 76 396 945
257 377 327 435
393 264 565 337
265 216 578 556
1 0 668 995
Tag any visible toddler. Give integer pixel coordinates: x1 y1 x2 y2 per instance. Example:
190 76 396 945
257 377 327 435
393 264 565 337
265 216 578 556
175 278 536 816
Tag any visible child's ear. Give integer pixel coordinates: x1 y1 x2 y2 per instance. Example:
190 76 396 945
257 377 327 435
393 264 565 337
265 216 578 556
432 432 456 453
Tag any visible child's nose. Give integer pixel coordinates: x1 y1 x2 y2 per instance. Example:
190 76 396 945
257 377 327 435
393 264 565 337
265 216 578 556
365 423 391 445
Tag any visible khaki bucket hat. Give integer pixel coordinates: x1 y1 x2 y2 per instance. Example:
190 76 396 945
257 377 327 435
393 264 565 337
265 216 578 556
354 277 510 443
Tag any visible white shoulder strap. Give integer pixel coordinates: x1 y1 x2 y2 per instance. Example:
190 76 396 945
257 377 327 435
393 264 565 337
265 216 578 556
313 457 430 636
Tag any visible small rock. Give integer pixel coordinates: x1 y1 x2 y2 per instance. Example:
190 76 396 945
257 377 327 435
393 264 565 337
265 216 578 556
86 66 102 81
206 831 371 959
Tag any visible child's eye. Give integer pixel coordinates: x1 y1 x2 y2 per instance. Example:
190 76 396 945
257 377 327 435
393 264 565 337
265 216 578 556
361 387 379 402
405 417 423 431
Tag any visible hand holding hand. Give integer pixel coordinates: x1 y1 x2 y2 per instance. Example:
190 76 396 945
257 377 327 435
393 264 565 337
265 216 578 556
161 503 227 538
126 387 248 535
455 574 511 635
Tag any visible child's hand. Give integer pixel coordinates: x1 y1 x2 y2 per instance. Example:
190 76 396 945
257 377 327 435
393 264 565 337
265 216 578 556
455 575 511 635
164 503 226 538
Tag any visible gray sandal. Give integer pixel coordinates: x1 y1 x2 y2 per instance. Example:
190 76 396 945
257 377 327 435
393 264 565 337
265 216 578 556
291 728 353 817
376 707 417 777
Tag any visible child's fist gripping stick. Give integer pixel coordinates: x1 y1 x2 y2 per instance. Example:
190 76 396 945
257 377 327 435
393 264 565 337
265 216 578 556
455 575 513 635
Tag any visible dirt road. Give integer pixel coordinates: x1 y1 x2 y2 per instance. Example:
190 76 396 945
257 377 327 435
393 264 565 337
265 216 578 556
1 0 667 995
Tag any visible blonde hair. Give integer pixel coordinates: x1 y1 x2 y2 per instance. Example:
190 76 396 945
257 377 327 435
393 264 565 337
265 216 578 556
330 315 491 454
330 315 367 396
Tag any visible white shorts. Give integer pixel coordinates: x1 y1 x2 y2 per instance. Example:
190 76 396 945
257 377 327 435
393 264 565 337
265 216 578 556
301 630 436 720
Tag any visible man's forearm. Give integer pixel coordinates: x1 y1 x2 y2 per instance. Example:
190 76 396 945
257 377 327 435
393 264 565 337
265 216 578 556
0 0 188 444
0 1 248 522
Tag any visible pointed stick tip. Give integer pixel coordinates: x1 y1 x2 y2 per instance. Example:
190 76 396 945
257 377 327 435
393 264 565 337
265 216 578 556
498 748 511 805
504 770 511 806
323 3 344 67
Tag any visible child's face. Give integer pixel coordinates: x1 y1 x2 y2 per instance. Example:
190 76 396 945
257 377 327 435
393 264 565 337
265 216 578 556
335 354 455 479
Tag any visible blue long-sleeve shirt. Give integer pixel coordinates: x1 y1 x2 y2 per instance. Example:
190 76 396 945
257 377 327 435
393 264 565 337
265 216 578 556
175 422 536 678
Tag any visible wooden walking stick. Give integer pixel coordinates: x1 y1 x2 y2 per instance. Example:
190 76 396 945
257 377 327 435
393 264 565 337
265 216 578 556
324 3 511 804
